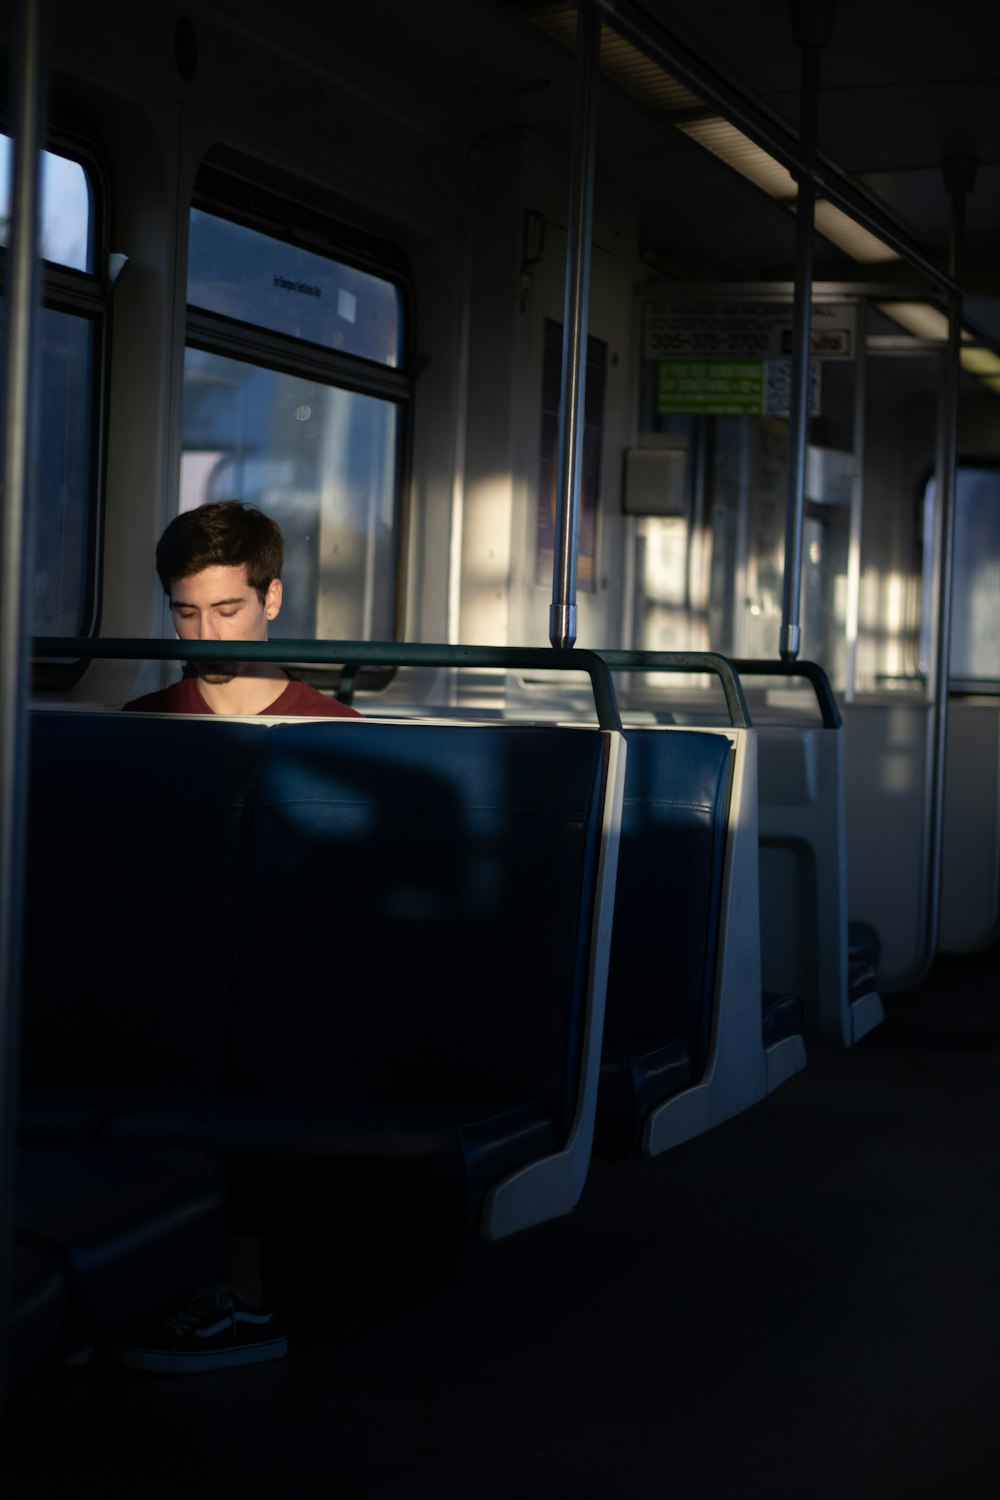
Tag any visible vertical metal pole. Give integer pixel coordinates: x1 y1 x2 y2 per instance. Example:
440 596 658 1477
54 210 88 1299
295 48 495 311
550 1 601 650
688 418 708 648
734 421 752 656
844 297 867 702
0 0 46 1412
919 154 976 974
780 2 835 662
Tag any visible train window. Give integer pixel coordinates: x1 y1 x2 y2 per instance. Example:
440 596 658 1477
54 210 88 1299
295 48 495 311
188 210 401 366
1 132 105 653
182 189 408 644
0 136 92 270
924 466 1000 686
181 347 400 639
34 310 98 634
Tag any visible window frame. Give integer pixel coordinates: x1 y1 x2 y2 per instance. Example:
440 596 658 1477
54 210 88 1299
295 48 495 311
1 117 112 688
186 159 414 652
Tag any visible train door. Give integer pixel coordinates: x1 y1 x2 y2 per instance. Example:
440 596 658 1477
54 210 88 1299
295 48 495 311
627 292 863 683
937 460 1000 952
840 322 997 987
618 285 982 992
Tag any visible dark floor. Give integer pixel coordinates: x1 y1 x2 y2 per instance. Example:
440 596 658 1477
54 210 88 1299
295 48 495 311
4 946 1000 1499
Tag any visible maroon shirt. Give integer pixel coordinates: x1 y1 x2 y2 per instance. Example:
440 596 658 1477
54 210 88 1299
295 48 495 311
123 675 361 717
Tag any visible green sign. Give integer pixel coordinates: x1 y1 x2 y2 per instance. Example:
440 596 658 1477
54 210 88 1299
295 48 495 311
656 359 820 416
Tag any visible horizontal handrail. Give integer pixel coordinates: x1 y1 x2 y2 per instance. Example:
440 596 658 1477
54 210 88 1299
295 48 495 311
730 658 842 729
596 650 751 729
31 637 624 732
948 678 1000 697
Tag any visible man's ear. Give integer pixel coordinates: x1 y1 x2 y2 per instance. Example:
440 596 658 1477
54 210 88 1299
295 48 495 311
265 578 283 621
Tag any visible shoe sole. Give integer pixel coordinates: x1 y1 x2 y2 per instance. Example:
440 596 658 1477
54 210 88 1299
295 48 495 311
109 1335 288 1375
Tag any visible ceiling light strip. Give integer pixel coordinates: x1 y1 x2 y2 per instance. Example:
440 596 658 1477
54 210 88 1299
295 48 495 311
583 0 960 295
959 347 1000 376
677 116 799 199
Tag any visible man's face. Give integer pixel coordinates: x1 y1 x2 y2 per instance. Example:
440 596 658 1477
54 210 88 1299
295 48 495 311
170 564 282 683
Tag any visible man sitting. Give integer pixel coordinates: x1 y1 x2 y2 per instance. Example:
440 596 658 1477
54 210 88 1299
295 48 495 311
125 498 359 718
114 500 357 1372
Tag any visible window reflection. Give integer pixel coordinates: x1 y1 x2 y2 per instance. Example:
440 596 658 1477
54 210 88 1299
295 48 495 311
183 195 406 644
0 135 91 271
188 209 401 365
32 308 95 633
1 137 98 639
181 348 399 640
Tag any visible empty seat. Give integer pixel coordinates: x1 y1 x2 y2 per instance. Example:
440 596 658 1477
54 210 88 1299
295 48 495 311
10 1144 227 1382
20 712 268 1110
762 991 805 1049
597 722 797 1155
7 1243 67 1385
596 728 731 1154
847 920 881 1009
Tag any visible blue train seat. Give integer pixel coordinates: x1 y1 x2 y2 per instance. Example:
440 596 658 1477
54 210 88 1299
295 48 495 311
8 1244 66 1385
9 1145 226 1384
847 919 880 1010
597 722 803 1157
596 727 731 1154
20 711 624 1244
21 712 268 1100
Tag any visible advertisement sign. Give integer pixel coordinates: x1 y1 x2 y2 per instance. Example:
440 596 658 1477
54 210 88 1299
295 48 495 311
643 298 857 362
642 297 850 416
655 358 821 416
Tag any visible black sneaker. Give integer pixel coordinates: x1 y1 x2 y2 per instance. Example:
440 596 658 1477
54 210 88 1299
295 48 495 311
109 1283 287 1374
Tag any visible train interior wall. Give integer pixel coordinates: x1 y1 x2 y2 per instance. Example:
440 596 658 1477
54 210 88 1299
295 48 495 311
24 3 999 709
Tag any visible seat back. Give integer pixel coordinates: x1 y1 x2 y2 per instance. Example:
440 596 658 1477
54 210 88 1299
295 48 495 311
607 724 782 1152
22 712 266 1090
227 721 611 1143
605 727 732 1082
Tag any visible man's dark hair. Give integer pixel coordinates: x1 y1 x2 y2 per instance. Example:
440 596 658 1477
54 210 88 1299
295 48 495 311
156 501 284 603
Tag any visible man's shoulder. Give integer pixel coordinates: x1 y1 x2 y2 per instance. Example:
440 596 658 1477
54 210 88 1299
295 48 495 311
277 678 361 718
122 679 207 713
121 674 360 716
